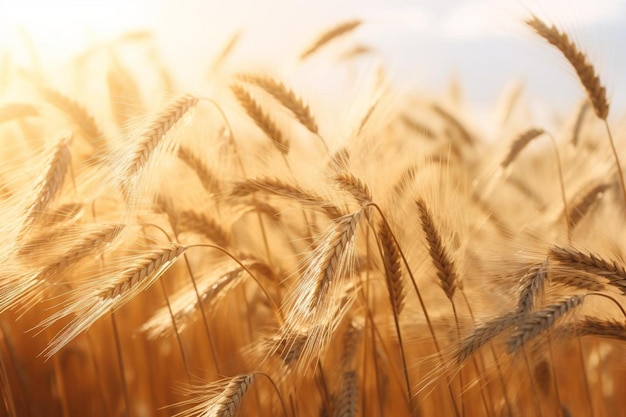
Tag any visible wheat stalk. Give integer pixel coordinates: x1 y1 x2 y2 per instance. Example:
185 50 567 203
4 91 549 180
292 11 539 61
340 320 363 370
22 132 73 231
175 374 255 417
516 260 548 315
378 222 405 315
143 260 268 339
300 20 362 60
177 210 231 248
525 15 626 204
0 103 38 124
575 317 626 341
101 245 186 300
177 146 221 195
38 87 103 149
333 370 358 417
230 177 343 219
416 198 458 300
549 246 626 294
125 93 198 176
238 73 319 134
501 128 545 169
107 55 142 127
209 30 242 75
1 224 125 312
456 313 520 363
40 224 124 278
40 244 187 358
507 295 585 353
400 114 436 140
566 182 609 229
230 84 289 155
431 103 475 146
212 374 255 417
571 100 590 146
334 172 372 207
308 212 361 311
525 16 608 119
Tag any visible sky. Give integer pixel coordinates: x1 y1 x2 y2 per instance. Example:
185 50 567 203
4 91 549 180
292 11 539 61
0 0 625 118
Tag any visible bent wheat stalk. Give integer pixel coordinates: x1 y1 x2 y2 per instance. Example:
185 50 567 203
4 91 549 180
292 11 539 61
125 93 198 176
416 198 458 300
21 132 73 233
40 244 187 358
230 84 289 155
238 73 319 135
526 15 626 203
0 103 39 124
300 20 362 60
501 128 544 169
549 246 626 294
507 295 585 353
38 87 104 150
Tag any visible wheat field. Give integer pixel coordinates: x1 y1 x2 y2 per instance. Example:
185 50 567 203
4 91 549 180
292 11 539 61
0 12 624 417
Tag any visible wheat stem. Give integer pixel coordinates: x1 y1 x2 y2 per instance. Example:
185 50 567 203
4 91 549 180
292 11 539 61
110 311 131 417
300 20 362 60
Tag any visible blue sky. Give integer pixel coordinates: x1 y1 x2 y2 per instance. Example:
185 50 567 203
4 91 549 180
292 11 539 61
1 0 625 119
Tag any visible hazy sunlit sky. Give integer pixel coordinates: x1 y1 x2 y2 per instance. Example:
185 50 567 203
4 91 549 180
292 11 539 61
0 0 625 117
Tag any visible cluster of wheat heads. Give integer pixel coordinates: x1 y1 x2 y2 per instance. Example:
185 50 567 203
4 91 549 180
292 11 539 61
0 14 625 417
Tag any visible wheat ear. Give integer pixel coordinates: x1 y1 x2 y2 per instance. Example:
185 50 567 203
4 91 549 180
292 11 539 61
575 317 626 341
340 321 363 370
416 198 458 300
40 201 84 225
230 177 343 219
571 100 590 146
432 103 475 146
177 146 221 195
177 374 256 417
22 132 73 230
209 30 242 75
2 224 125 312
378 222 405 315
526 15 626 203
400 114 436 140
309 212 361 310
333 370 358 417
516 260 548 315
300 20 362 60
100 245 186 300
177 210 231 249
271 329 308 365
549 246 626 294
456 313 520 363
38 87 103 148
143 262 264 339
126 94 198 176
45 224 124 272
507 295 585 353
501 128 545 169
230 84 289 155
0 103 38 124
107 55 142 127
334 172 372 207
214 374 255 417
566 182 609 230
525 16 608 119
40 245 187 358
238 73 319 134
